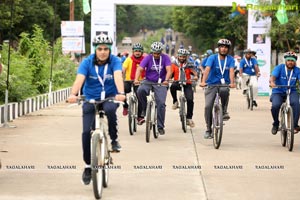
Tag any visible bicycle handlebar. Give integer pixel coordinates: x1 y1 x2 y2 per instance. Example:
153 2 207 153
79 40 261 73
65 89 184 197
272 85 296 89
68 95 124 105
206 84 230 88
169 80 197 84
140 81 168 87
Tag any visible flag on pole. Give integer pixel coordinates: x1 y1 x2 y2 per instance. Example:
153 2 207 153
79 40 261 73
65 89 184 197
83 0 90 14
276 0 288 24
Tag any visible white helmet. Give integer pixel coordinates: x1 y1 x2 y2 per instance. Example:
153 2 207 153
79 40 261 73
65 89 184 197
92 34 113 47
151 42 164 53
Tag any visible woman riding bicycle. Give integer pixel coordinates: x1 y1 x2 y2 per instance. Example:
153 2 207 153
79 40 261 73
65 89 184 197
269 51 300 135
67 34 125 185
239 48 260 107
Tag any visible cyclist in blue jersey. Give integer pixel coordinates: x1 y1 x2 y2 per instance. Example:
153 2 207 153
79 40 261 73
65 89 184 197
269 51 300 135
239 48 260 106
67 34 126 185
200 39 235 139
134 41 172 135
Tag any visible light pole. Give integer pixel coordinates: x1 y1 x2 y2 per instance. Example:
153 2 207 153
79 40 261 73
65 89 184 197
70 0 74 21
1 0 16 128
48 0 57 106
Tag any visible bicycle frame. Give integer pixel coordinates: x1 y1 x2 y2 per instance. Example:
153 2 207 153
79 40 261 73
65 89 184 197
143 82 164 142
245 75 256 110
208 84 229 149
93 108 110 167
277 85 294 151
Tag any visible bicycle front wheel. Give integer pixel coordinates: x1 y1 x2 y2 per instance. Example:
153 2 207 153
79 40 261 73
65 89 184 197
212 104 223 149
128 97 137 135
91 133 104 199
102 134 109 188
286 106 294 151
153 105 159 139
145 102 153 143
280 107 287 147
180 97 187 133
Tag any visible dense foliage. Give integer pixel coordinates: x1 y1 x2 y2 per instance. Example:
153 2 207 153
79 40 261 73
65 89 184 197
0 25 77 103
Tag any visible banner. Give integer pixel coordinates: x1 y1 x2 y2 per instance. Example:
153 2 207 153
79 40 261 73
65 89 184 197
61 21 84 37
61 21 85 54
247 9 272 96
62 37 85 54
83 0 91 14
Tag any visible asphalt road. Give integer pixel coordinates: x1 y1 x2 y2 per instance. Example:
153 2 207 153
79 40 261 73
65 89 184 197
1 88 300 200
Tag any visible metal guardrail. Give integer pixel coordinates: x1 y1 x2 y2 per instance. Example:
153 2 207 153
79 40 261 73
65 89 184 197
0 88 71 124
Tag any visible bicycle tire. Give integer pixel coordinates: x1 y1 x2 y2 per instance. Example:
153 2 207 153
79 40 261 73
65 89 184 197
133 98 137 132
246 90 250 109
180 97 187 133
128 97 136 135
213 104 223 149
280 107 287 147
286 106 294 151
249 86 254 111
145 102 152 143
153 105 159 139
91 133 104 199
102 134 109 188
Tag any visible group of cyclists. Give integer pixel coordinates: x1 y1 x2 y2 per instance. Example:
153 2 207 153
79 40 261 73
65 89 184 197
67 33 299 186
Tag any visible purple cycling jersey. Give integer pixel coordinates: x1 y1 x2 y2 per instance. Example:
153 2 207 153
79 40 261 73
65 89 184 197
140 53 171 82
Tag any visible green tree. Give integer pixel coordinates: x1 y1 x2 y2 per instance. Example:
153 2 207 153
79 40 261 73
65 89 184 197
171 6 247 54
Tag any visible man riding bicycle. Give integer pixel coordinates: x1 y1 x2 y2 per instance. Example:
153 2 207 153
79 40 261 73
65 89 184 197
239 48 260 107
134 41 172 135
122 43 145 116
200 39 235 139
67 34 125 185
170 48 198 127
269 51 300 135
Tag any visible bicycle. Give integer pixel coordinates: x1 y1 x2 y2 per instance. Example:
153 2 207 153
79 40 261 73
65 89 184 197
172 80 195 133
143 82 164 143
126 81 138 136
244 76 254 110
78 96 122 199
208 84 229 149
276 85 295 152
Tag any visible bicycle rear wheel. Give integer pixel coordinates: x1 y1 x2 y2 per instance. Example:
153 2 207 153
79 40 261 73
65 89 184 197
145 102 152 143
128 97 137 135
91 133 104 199
280 107 287 147
213 104 223 149
180 97 187 133
153 105 159 139
286 107 294 151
